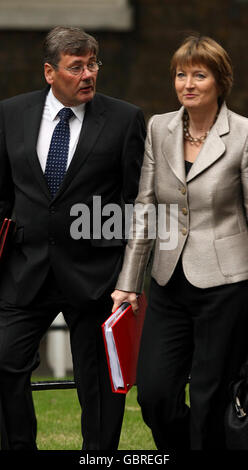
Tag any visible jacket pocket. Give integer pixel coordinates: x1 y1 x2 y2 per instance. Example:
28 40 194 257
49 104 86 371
214 231 248 276
13 226 24 244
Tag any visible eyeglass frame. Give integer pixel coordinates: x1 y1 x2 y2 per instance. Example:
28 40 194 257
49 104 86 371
52 60 102 76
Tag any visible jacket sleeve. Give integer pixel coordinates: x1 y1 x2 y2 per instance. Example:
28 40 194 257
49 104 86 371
121 108 146 205
240 134 248 223
0 103 15 224
116 115 157 292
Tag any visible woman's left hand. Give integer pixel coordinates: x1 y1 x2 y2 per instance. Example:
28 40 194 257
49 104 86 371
111 289 139 315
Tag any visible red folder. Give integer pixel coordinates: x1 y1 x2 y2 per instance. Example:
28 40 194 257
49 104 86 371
102 293 147 394
0 218 15 259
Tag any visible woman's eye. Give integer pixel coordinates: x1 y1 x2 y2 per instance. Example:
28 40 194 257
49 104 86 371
196 73 206 79
176 72 185 78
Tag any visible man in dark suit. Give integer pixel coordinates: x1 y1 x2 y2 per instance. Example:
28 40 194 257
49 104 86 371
0 26 145 450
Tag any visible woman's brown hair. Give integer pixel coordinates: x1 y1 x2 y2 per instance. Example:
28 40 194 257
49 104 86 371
170 35 233 102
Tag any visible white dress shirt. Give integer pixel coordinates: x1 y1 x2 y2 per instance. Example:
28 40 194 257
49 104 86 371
36 88 85 172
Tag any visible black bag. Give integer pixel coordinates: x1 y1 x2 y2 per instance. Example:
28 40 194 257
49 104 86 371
225 368 248 449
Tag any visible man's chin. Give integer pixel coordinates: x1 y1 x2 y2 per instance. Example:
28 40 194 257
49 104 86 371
77 88 95 103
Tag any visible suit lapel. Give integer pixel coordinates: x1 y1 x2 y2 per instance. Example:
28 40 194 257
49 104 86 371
186 129 226 182
24 87 51 200
161 103 229 185
161 107 186 185
186 103 229 182
54 93 107 200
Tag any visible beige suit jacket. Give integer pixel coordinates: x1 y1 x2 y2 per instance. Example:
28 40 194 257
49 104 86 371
116 102 248 291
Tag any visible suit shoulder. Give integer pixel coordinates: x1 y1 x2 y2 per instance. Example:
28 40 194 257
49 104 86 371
147 110 179 130
150 110 178 122
95 93 142 114
0 89 47 109
227 108 248 127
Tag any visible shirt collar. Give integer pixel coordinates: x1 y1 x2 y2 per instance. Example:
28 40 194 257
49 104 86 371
47 88 86 122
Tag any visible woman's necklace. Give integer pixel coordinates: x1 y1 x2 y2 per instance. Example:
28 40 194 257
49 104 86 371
183 112 217 146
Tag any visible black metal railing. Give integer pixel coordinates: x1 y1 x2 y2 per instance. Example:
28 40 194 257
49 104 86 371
31 379 75 390
31 321 75 390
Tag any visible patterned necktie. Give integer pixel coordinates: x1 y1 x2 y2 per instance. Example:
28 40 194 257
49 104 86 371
44 107 74 198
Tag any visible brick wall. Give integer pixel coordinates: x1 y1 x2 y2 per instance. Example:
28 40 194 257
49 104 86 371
1 0 248 119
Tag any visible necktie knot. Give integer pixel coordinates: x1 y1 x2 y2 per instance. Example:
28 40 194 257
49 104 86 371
58 107 74 122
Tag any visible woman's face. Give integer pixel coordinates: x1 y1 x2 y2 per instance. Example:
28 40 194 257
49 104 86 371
174 63 219 112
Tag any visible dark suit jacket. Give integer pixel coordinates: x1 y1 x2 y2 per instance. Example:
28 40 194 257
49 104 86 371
0 87 146 306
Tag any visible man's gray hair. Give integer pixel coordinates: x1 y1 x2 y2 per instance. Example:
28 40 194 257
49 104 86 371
43 26 99 67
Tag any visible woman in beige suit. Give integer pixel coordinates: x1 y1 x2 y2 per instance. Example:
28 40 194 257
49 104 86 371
111 35 248 449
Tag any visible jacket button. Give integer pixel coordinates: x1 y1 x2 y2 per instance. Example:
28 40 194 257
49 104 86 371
49 237 56 245
182 207 188 215
181 187 186 195
181 227 188 236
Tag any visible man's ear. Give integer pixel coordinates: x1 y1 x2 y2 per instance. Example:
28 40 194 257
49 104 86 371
44 63 55 85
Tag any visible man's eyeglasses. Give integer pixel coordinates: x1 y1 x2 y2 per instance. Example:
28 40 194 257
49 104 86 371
62 60 102 76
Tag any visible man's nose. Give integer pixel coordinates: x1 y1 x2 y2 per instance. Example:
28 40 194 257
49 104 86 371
80 66 93 79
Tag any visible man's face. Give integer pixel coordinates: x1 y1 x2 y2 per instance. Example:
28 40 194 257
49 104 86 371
44 51 98 107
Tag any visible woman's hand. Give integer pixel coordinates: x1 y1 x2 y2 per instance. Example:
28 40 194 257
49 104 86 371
111 289 139 315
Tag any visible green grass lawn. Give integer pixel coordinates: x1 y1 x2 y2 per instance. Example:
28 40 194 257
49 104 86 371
32 383 156 450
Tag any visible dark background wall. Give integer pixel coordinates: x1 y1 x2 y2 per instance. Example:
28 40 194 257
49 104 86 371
1 0 248 120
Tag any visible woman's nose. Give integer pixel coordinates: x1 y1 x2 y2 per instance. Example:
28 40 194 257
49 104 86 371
185 76 194 88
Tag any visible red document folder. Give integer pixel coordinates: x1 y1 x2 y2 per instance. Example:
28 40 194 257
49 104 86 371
102 293 147 394
0 218 15 259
